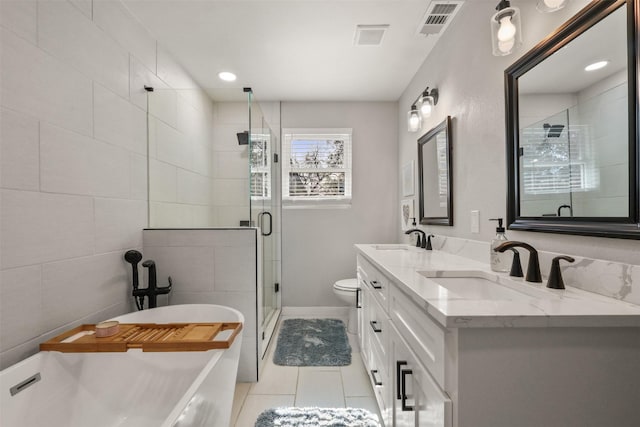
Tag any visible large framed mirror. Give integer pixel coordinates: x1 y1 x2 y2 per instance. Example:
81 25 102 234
505 0 639 239
418 116 453 226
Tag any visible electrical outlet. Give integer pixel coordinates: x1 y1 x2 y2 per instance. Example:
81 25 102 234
471 210 480 233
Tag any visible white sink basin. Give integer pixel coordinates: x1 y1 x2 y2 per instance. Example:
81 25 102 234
417 271 541 300
371 244 410 251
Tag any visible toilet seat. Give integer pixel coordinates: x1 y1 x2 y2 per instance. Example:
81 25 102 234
333 278 359 292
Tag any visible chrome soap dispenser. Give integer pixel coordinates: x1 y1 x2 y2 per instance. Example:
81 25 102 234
489 218 511 272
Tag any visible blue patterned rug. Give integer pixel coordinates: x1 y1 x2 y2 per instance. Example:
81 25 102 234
273 318 352 366
255 407 380 427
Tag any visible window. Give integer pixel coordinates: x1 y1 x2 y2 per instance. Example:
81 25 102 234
282 128 352 206
250 134 271 199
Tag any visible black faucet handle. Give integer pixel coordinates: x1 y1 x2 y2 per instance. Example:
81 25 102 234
546 256 575 290
509 248 524 278
425 234 434 250
142 260 155 267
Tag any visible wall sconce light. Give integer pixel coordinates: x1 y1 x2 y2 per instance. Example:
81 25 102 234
491 0 522 56
408 105 422 132
536 0 568 13
407 87 439 132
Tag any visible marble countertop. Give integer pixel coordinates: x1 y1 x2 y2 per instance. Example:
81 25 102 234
355 244 640 328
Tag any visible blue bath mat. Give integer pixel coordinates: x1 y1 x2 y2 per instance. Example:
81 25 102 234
273 318 351 366
255 407 380 427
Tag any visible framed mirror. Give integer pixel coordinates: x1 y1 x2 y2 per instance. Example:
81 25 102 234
505 0 639 239
418 116 453 226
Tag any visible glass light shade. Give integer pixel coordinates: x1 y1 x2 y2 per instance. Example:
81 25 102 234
536 0 568 13
407 109 422 132
419 95 434 118
491 7 522 56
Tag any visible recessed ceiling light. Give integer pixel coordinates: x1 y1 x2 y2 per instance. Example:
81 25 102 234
584 61 609 72
218 71 237 82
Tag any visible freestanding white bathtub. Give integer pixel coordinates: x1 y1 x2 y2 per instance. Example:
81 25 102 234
0 304 243 427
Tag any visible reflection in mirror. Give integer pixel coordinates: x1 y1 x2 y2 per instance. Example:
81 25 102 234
505 0 639 239
418 116 453 226
518 5 627 218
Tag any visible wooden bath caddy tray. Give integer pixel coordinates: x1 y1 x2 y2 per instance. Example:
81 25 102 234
40 322 243 353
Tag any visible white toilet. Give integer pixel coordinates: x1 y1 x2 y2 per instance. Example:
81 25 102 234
333 278 360 334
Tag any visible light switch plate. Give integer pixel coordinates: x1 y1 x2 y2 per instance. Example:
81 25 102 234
471 210 480 233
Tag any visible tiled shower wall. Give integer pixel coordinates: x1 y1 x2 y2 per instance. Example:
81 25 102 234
143 229 259 382
0 0 214 369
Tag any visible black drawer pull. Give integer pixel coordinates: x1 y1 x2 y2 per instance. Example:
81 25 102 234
356 288 362 309
370 369 382 386
396 360 407 399
370 280 382 289
401 369 414 411
369 321 382 333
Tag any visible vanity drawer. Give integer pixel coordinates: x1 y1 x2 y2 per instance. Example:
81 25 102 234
390 284 446 389
367 294 389 367
368 333 392 427
358 256 390 313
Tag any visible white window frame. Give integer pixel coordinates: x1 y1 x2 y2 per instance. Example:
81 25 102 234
282 128 353 208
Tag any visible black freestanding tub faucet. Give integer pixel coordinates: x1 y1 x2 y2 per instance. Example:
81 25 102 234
124 250 172 310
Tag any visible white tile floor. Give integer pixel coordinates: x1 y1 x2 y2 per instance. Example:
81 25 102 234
230 315 380 427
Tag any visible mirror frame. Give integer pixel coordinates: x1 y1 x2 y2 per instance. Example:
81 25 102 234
505 0 640 239
418 116 453 226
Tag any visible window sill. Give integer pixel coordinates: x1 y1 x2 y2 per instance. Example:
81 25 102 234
283 198 352 210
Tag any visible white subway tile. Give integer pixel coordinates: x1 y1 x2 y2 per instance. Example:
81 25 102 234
142 246 215 292
149 202 190 228
68 0 92 19
213 179 250 207
214 246 256 292
191 205 216 227
217 206 252 227
38 1 129 98
1 28 93 136
1 108 39 191
0 265 43 351
1 190 94 269
129 56 168 111
215 150 250 179
94 198 146 254
142 230 170 247
156 46 198 89
91 139 131 199
130 153 148 201
93 83 147 155
213 125 247 152
40 123 93 196
0 0 36 44
149 159 177 203
162 229 255 247
192 142 214 177
213 102 249 126
42 253 129 330
93 0 156 72
177 170 212 205
155 119 191 169
149 89 178 129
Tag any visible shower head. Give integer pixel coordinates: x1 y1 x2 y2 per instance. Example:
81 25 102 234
543 123 565 138
124 250 142 265
237 131 249 145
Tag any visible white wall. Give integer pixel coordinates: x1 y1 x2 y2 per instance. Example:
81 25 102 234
0 0 213 369
281 102 398 307
397 1 640 288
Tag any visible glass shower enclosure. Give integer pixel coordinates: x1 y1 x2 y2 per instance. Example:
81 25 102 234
146 87 281 362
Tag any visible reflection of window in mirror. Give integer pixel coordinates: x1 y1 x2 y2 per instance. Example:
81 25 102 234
517 5 628 218
418 116 452 226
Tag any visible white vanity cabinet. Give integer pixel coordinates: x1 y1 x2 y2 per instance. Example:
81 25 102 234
356 251 640 427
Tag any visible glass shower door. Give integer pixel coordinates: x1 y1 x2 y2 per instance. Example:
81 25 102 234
249 96 281 358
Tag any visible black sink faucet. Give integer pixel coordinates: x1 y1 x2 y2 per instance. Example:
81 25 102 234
404 229 433 250
494 241 542 283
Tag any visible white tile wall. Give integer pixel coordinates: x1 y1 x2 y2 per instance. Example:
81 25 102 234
1 108 40 191
38 1 130 99
0 0 36 44
93 0 156 72
1 28 93 136
143 229 260 381
0 0 222 369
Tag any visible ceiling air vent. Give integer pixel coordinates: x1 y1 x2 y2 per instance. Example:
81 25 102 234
417 1 464 37
354 24 390 46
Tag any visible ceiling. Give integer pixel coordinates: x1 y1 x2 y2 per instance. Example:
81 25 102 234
122 0 456 101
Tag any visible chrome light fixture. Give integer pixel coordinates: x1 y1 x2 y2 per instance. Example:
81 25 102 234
491 0 522 56
407 86 439 132
536 0 568 13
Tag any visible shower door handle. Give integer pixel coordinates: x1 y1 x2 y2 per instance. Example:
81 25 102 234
259 211 272 236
